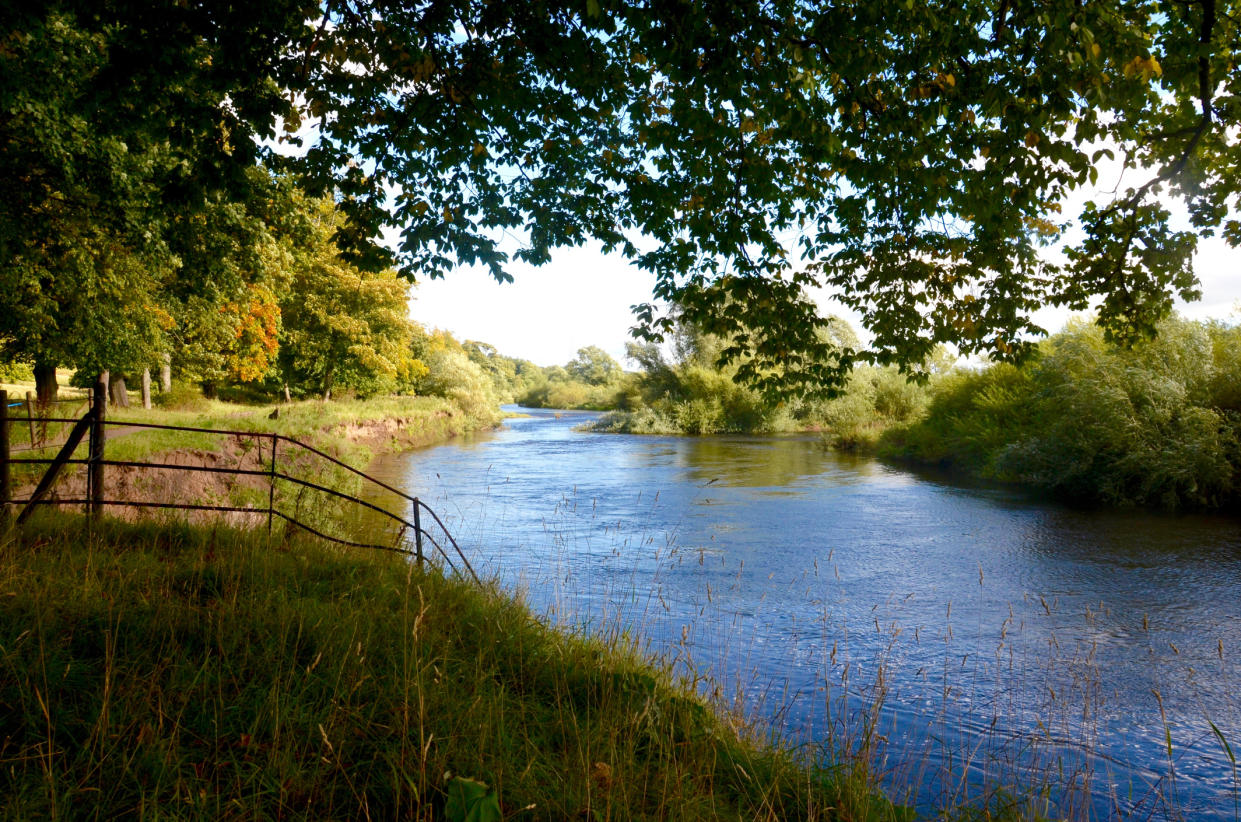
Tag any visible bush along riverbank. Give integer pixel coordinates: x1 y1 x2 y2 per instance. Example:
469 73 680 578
0 516 918 821
586 312 1241 512
881 316 1241 511
589 320 934 440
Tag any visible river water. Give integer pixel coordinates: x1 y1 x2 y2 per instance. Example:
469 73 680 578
365 407 1241 819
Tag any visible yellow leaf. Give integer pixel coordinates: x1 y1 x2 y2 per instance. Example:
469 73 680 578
1123 55 1162 81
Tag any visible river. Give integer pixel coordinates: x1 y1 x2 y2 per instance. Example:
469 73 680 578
365 407 1241 819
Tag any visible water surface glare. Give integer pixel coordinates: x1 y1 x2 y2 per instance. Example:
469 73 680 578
367 407 1241 819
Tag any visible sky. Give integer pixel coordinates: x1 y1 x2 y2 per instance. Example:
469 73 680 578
408 243 656 367
408 229 1238 370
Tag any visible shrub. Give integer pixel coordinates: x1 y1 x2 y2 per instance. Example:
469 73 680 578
884 316 1241 510
0 360 34 384
152 383 213 412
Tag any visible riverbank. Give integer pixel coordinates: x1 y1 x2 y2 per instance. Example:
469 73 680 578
0 516 913 820
7 395 502 518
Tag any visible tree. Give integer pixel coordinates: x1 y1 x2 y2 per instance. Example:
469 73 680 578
278 201 415 399
282 0 1241 397
0 13 176 400
0 11 292 400
163 187 294 396
5 1 1240 397
566 346 622 386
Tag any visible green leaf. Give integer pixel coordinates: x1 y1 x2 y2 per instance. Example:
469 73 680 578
445 776 503 822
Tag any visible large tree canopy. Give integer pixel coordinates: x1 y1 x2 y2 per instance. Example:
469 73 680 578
4 0 1238 397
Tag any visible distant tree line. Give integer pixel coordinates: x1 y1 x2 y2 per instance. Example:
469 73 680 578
593 312 935 437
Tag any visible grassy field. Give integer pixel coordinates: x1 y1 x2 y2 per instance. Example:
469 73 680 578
4 393 500 502
9 393 498 461
0 516 913 821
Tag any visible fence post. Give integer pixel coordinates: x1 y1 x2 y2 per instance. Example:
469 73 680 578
83 388 92 516
413 498 424 567
1 390 10 528
267 436 278 534
24 391 35 449
89 380 106 518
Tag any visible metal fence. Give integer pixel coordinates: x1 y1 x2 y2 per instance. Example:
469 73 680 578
0 385 477 583
3 391 91 453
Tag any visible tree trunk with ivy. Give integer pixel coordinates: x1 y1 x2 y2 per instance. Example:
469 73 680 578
33 361 58 406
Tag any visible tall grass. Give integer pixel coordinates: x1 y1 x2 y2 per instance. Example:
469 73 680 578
0 515 916 821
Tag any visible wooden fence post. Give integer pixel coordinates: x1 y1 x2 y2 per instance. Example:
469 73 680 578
89 380 106 518
1 390 10 528
24 391 35 448
267 436 278 534
413 498 424 567
84 386 91 515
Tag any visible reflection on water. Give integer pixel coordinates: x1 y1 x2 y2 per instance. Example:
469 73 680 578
664 435 888 490
363 407 1241 820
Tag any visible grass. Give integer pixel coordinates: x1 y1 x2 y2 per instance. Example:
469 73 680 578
110 394 499 460
3 391 502 559
4 393 498 496
0 515 915 821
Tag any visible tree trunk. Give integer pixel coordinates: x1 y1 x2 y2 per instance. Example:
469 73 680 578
159 353 171 393
33 361 58 405
283 383 291 403
109 373 130 408
321 363 334 401
141 369 152 409
201 380 217 399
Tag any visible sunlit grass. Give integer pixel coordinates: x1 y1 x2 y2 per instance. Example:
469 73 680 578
0 515 913 820
5 394 497 495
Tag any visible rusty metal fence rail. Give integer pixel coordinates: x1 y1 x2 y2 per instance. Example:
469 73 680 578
0 384 477 584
